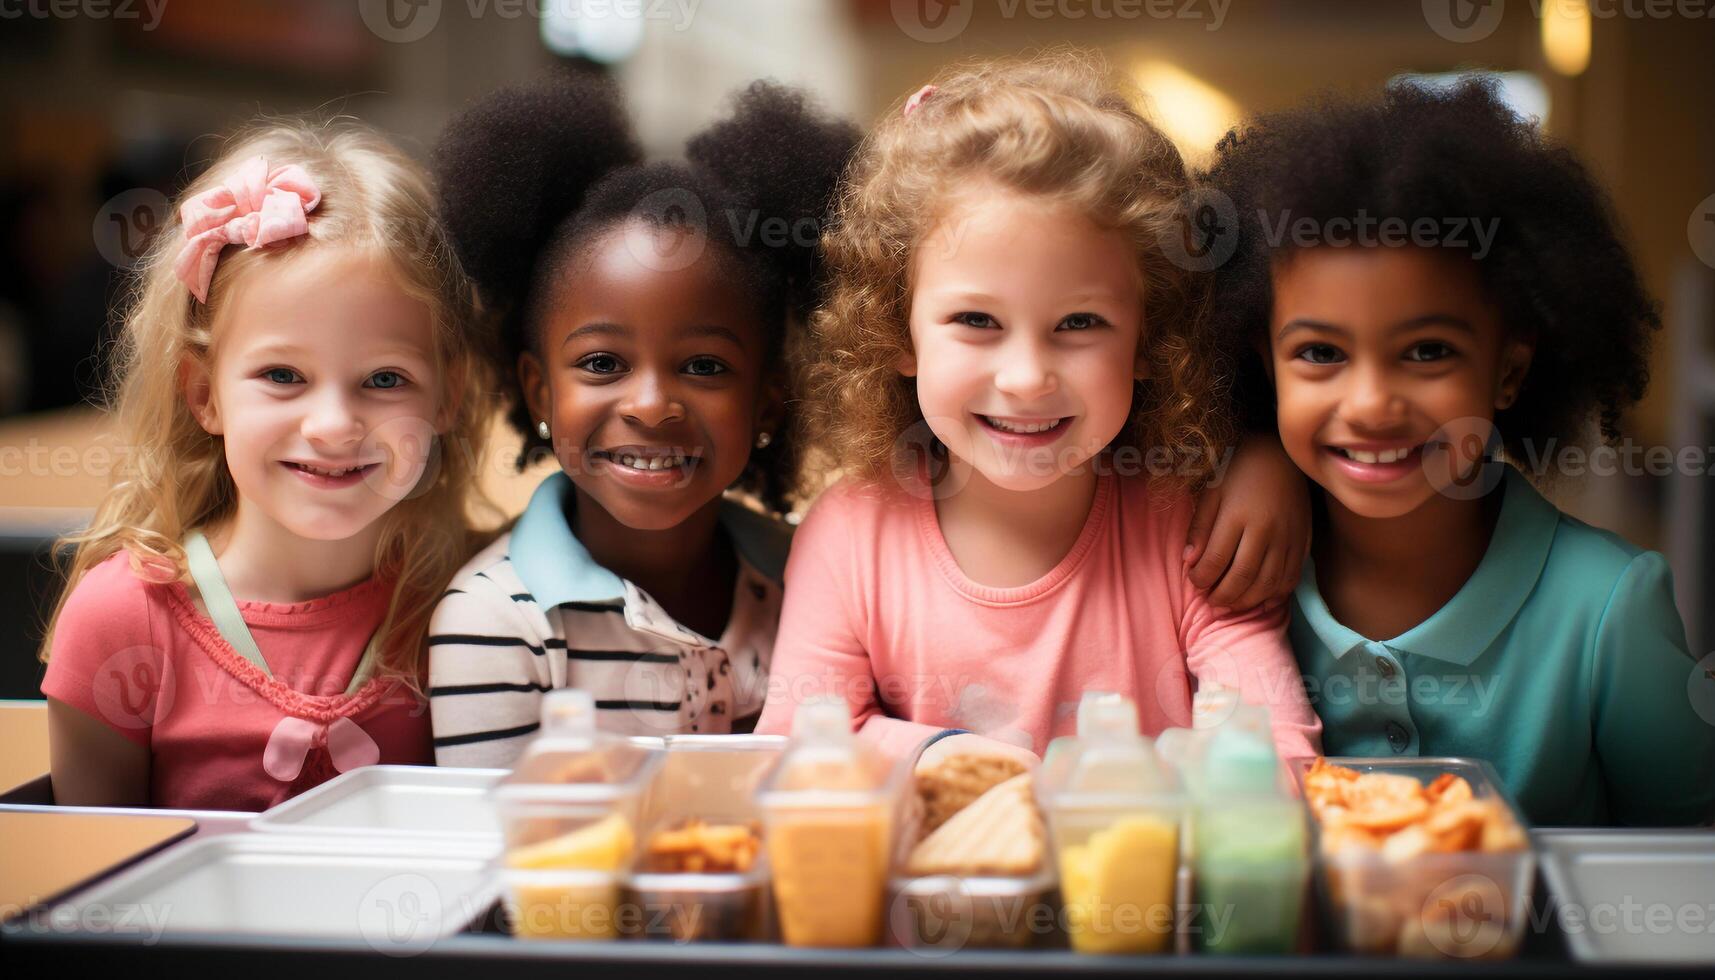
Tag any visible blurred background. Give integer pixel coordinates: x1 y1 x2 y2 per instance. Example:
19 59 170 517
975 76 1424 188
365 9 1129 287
1 0 1712 698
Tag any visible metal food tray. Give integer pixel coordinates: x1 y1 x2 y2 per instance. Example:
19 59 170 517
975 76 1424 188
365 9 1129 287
1536 828 1715 965
253 765 505 844
50 832 499 946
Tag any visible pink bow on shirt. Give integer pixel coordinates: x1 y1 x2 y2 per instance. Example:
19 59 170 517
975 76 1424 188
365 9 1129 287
173 154 321 303
263 715 379 782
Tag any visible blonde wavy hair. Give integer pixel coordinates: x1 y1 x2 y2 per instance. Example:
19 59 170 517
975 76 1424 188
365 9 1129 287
797 49 1230 495
40 119 497 688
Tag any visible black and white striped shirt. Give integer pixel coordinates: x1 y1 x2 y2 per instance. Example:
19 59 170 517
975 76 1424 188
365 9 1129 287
427 473 788 768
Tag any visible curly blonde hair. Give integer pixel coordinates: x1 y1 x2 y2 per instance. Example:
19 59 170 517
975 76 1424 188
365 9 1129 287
40 118 498 689
797 49 1230 495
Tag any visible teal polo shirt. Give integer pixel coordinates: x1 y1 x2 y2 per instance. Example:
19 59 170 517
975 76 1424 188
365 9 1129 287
1290 466 1715 827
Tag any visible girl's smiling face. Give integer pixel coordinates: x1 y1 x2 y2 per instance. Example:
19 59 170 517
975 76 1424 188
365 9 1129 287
1267 246 1533 519
187 246 449 542
903 185 1145 492
520 219 777 531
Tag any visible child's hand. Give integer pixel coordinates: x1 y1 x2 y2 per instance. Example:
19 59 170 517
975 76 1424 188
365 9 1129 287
915 732 1041 774
1185 433 1311 613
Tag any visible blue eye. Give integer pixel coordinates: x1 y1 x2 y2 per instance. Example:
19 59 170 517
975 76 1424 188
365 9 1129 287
684 357 728 377
1058 313 1105 331
1294 344 1344 365
366 371 405 389
264 367 301 385
952 312 997 329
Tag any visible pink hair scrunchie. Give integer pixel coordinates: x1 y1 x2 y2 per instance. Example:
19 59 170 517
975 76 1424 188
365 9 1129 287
903 84 937 118
172 154 322 303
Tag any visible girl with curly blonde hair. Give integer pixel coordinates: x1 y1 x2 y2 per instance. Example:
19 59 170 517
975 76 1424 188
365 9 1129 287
40 120 495 810
757 51 1319 769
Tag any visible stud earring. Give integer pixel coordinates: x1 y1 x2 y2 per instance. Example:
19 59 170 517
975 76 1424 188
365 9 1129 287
537 420 551 440
754 431 773 449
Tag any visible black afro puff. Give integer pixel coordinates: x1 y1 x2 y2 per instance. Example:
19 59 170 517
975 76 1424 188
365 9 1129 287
433 70 859 514
1202 78 1660 456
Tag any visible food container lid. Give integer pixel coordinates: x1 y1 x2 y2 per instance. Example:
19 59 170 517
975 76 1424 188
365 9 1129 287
1036 692 1181 812
493 690 665 805
755 698 898 810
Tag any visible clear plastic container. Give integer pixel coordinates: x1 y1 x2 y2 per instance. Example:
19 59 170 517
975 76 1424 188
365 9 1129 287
617 734 783 942
1037 692 1185 955
491 690 665 940
1292 756 1535 960
884 735 1059 951
1170 707 1308 954
754 699 901 948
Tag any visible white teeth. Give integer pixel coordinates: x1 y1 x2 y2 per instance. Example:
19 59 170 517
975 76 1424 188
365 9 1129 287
296 463 359 477
1339 447 1412 464
609 453 686 472
986 416 1061 434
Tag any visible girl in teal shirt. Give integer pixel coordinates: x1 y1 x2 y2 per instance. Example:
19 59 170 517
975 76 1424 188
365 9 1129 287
1204 79 1715 826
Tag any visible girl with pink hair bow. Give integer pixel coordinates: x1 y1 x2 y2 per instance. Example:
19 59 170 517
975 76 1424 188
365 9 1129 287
39 120 497 811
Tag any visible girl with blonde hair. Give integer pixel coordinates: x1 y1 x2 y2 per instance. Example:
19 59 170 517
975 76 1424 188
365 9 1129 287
41 120 493 810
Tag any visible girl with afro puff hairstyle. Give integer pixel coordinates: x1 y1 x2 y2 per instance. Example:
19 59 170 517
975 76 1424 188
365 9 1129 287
426 71 858 766
1205 78 1715 826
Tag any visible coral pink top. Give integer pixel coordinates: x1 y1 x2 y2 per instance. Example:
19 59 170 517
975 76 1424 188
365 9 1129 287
755 473 1322 761
41 552 432 811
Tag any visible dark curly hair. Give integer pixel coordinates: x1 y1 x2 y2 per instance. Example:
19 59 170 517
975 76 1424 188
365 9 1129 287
433 69 858 513
1202 77 1659 458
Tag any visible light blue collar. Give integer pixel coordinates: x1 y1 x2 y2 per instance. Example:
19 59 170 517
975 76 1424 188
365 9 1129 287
508 471 791 609
1293 466 1560 666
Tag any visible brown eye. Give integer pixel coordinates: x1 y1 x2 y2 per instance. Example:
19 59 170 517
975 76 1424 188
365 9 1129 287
684 356 728 377
1405 342 1454 363
1295 344 1344 365
578 354 624 374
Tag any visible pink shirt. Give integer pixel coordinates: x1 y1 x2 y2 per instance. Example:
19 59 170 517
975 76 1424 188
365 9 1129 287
41 552 432 811
755 473 1321 761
